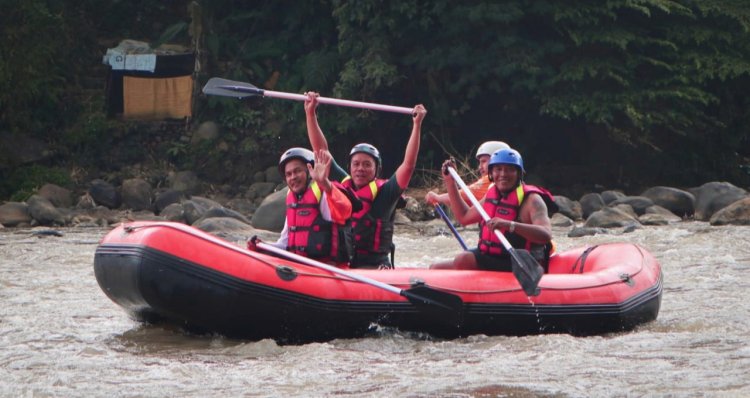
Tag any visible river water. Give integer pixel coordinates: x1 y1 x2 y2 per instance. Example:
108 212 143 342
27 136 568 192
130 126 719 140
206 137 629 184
1 221 749 397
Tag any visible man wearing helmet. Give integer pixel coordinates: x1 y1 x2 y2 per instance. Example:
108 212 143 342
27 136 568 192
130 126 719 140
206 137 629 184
425 140 510 206
304 92 427 269
248 148 353 265
431 148 557 271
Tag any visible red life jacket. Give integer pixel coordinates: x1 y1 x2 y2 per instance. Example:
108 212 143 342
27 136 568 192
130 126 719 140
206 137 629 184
478 183 555 258
341 177 394 263
286 181 341 262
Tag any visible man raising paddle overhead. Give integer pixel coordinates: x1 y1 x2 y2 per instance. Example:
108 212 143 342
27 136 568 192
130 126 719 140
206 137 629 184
431 148 557 272
304 91 427 269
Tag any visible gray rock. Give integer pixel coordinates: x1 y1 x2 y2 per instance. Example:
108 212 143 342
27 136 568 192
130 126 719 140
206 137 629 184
27 195 66 226
193 207 251 226
579 193 605 219
193 217 279 243
160 203 186 222
644 205 682 222
551 212 575 227
609 196 654 215
121 178 153 211
182 196 223 225
584 207 640 228
0 202 32 227
225 198 256 217
246 182 277 201
601 190 626 205
553 195 582 221
89 179 120 209
690 181 748 221
251 187 288 232
567 226 609 238
612 203 638 219
639 213 677 226
709 197 750 226
402 196 432 221
37 183 73 208
154 189 187 214
640 186 695 217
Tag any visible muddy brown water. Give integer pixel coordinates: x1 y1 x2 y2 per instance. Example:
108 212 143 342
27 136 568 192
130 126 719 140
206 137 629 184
1 222 748 397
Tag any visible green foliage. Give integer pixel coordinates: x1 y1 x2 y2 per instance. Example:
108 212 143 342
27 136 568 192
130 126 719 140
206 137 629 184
0 1 70 135
0 165 72 202
2 0 750 200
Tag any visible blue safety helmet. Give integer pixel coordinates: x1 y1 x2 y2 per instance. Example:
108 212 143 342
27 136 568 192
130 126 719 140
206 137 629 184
278 147 314 176
349 143 382 175
488 148 525 182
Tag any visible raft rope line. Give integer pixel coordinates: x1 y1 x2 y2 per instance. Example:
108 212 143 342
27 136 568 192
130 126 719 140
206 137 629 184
570 245 599 273
121 223 650 295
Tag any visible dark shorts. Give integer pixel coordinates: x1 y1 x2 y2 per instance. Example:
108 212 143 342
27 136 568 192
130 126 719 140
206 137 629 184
469 248 513 272
350 253 393 269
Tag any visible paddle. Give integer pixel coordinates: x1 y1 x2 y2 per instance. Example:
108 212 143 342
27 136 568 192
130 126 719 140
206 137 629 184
255 241 463 323
434 204 468 250
446 166 544 296
203 77 415 115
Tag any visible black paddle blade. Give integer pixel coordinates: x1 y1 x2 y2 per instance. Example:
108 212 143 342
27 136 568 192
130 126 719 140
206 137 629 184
511 249 544 296
401 285 464 325
202 77 263 98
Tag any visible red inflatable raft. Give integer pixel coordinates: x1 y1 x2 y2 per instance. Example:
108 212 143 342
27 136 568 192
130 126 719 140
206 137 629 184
94 221 662 343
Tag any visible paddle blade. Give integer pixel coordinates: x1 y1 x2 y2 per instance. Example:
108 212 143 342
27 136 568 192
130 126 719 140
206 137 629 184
202 77 263 98
511 249 544 296
401 285 464 325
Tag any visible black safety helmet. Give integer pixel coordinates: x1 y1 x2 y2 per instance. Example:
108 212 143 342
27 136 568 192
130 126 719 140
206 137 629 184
278 147 314 176
349 143 382 176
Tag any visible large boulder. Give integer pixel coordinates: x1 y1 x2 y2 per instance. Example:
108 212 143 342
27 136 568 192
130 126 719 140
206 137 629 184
251 187 288 232
182 196 223 225
608 196 654 216
551 212 575 227
192 206 251 226
37 183 73 208
579 193 605 219
639 205 682 225
89 179 120 209
601 190 626 205
193 217 279 243
554 195 582 221
121 178 153 211
584 207 640 228
640 186 695 217
0 202 32 227
154 189 188 214
690 182 748 221
709 197 750 226
27 194 66 226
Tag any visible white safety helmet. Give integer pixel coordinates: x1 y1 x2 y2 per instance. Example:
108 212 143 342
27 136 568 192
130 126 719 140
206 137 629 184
475 141 510 159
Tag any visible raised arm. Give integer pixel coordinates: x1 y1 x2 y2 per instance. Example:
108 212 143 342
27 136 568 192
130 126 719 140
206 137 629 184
395 104 427 189
441 159 483 226
305 92 329 153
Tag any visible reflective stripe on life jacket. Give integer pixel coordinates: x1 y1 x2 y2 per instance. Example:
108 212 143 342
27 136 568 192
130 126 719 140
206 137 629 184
286 181 340 261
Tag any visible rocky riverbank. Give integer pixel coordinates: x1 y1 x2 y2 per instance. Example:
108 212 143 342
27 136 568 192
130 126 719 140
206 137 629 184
1 171 749 242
